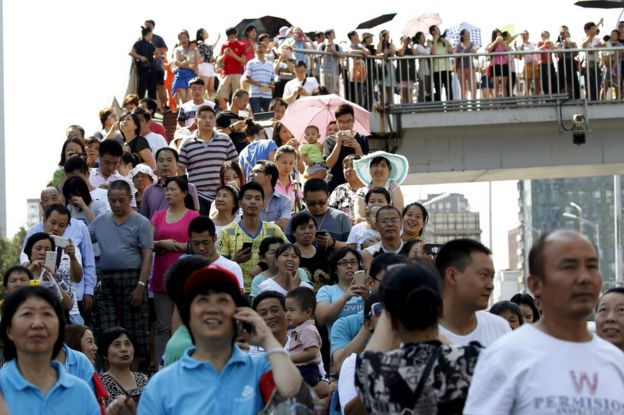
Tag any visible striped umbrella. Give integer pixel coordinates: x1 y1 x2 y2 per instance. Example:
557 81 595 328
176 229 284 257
445 22 483 48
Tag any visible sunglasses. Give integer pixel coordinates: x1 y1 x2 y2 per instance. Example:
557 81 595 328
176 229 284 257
369 302 384 318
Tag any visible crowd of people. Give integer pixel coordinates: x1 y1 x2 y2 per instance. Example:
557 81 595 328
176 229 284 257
0 18 623 415
130 19 624 114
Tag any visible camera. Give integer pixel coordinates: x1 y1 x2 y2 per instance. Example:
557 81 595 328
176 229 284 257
572 114 585 128
571 114 586 145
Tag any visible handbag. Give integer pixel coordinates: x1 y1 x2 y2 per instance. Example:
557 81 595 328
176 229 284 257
258 380 316 415
350 58 367 82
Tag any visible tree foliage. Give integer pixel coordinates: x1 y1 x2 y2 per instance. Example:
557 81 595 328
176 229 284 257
0 227 26 274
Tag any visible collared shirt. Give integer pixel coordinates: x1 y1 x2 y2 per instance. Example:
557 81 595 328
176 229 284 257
21 219 96 298
138 347 271 415
0 360 99 415
275 178 303 211
245 58 275 98
178 130 238 201
218 220 286 292
289 319 322 366
260 191 292 223
139 181 200 219
88 169 137 208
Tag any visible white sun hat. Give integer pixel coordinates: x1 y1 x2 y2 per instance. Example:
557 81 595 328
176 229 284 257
353 151 409 186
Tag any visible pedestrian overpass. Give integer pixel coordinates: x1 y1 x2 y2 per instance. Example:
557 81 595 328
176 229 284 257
369 99 624 185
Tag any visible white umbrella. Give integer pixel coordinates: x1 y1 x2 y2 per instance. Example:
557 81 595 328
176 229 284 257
445 22 483 48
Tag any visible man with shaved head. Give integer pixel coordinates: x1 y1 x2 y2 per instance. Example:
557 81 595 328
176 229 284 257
465 230 624 414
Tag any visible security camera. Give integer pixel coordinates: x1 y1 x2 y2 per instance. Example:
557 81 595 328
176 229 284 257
572 114 585 128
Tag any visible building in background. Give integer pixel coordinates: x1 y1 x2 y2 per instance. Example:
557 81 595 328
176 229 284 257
491 269 523 305
26 199 40 228
507 226 522 270
518 176 620 288
422 193 482 244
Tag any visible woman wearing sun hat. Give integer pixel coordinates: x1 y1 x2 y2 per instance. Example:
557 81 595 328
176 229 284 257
139 264 303 414
352 151 408 223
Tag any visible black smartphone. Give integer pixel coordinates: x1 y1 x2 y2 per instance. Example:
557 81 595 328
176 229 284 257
242 242 253 251
237 320 253 334
315 231 329 238
424 243 443 256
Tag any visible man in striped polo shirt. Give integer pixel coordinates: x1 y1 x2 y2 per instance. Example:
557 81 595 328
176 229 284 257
245 43 276 114
178 105 238 214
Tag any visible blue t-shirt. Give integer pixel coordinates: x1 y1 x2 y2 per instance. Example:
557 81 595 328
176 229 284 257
330 311 364 357
239 139 278 179
139 346 272 414
316 284 364 333
63 344 96 392
0 360 99 415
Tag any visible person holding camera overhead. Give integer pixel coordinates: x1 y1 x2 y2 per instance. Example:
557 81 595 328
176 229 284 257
428 25 454 101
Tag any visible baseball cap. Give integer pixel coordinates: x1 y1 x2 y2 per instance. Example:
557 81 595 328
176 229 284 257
184 265 247 307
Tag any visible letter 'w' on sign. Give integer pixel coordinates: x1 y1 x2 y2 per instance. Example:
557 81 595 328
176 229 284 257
570 371 598 395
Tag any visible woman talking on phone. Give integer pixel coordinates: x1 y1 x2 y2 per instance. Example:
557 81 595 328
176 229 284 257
138 265 304 414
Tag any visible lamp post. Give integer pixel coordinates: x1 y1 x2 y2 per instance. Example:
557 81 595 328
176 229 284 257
569 202 583 233
563 212 601 261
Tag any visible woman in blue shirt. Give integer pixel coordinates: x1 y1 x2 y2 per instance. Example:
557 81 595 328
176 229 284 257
138 264 303 414
0 286 99 415
315 248 367 334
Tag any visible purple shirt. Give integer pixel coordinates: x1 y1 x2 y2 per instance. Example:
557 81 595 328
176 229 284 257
139 181 200 219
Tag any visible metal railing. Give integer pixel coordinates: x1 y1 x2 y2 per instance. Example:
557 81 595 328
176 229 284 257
295 45 624 112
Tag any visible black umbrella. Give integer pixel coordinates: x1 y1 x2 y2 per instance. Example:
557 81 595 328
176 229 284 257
234 16 292 38
575 0 624 8
357 13 397 29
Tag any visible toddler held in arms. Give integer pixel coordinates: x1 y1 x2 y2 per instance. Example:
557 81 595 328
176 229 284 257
285 287 323 387
300 125 327 179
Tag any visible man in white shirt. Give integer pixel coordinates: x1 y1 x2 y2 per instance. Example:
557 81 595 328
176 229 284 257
581 21 602 101
435 238 511 346
176 77 216 129
465 229 624 414
283 60 319 104
188 216 243 288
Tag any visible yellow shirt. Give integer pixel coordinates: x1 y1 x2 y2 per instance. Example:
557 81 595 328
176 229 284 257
218 220 287 292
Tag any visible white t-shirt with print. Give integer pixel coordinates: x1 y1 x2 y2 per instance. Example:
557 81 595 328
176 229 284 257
439 310 511 347
465 323 624 414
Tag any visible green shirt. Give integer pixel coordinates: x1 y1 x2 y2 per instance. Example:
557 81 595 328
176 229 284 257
163 325 193 367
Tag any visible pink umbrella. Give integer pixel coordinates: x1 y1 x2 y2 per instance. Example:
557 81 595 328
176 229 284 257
403 13 442 38
280 94 371 144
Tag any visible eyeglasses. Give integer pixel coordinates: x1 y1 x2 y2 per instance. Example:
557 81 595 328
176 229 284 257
369 302 383 318
378 217 401 225
305 199 327 207
337 259 359 267
251 168 265 174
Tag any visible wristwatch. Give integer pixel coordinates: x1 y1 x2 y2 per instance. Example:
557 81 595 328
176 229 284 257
137 281 146 287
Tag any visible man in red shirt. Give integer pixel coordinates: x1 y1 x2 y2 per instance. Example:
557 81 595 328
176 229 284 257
216 27 247 109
